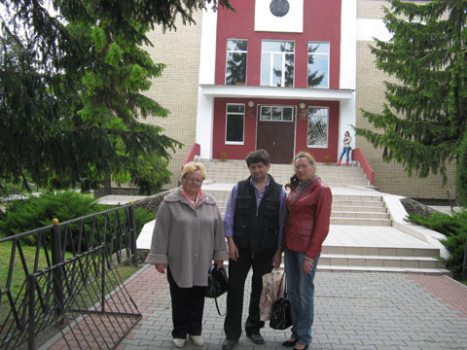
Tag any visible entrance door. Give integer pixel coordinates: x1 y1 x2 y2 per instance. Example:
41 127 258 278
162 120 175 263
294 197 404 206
256 105 295 164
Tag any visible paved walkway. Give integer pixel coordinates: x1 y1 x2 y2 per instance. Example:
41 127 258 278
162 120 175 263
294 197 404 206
98 164 467 349
118 265 467 350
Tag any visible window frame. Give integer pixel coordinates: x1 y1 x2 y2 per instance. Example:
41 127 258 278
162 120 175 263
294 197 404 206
259 105 295 122
307 41 330 89
307 106 329 148
225 39 248 86
260 40 295 88
225 103 245 145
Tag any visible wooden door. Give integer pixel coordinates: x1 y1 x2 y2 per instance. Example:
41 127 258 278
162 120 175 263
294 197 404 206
256 106 295 164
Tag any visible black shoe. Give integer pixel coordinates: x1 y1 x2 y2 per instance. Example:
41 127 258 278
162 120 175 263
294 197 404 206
282 339 298 347
247 333 265 345
222 338 238 350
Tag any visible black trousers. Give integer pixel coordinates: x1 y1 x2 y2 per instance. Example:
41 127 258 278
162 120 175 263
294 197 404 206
224 247 275 340
167 269 205 339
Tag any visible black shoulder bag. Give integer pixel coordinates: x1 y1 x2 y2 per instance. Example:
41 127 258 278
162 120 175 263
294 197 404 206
269 272 292 330
205 266 229 316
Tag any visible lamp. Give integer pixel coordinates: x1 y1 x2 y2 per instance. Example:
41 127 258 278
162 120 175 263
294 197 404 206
248 101 254 107
299 102 306 110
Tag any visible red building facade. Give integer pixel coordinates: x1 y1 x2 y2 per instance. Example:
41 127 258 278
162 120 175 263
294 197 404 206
196 0 356 164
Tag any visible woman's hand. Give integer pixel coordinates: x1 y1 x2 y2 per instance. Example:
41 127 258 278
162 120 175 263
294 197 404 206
155 263 167 274
272 250 282 268
214 259 224 269
303 258 314 274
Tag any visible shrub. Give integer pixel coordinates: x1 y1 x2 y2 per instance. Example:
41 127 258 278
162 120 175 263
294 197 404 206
408 209 467 279
0 191 101 236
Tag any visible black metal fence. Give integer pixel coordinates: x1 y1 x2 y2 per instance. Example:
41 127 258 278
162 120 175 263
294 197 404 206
0 205 142 350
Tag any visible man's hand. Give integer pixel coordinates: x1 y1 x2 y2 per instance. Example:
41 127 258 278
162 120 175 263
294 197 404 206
272 250 282 268
227 238 239 261
155 263 166 274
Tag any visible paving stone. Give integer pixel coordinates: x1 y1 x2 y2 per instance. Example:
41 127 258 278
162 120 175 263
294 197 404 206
43 265 467 350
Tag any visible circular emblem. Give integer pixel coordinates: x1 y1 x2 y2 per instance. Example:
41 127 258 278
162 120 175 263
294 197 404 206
269 0 290 17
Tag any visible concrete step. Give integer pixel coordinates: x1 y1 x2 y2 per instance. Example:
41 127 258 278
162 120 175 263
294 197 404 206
322 245 440 258
332 205 387 213
331 217 392 226
333 199 385 207
333 194 383 201
316 265 451 275
318 244 448 274
320 254 445 269
331 211 390 219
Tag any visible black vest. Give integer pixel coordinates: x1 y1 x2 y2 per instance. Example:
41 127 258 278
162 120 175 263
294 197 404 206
233 175 282 253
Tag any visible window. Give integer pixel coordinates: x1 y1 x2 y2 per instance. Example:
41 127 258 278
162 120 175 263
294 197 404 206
307 107 329 147
226 39 248 85
260 105 294 122
307 42 330 88
261 40 295 87
226 104 245 144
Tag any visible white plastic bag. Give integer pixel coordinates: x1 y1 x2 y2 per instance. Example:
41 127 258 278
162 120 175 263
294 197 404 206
259 269 285 321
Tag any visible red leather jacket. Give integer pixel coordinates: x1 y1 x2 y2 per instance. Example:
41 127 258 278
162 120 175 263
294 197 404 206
284 177 332 260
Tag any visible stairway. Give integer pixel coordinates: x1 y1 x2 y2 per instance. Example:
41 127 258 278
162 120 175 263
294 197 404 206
319 245 446 273
202 160 449 274
200 159 371 188
331 194 391 226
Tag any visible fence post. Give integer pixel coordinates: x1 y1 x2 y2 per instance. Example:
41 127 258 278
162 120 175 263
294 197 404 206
101 245 107 312
462 240 467 280
51 218 65 316
27 274 35 350
128 206 138 266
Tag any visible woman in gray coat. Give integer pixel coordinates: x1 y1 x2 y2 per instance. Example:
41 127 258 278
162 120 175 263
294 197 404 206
146 161 228 348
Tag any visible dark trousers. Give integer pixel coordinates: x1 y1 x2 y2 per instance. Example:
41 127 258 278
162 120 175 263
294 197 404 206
167 269 205 339
224 247 275 340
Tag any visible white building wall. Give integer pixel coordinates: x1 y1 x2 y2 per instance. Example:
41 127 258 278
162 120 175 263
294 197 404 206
339 0 357 153
196 8 218 159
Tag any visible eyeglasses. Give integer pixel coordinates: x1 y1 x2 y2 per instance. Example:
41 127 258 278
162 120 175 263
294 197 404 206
184 176 204 185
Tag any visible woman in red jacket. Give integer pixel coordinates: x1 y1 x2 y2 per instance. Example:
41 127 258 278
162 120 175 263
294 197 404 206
282 152 332 350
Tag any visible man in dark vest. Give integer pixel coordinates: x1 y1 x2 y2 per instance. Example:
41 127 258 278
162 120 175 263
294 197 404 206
222 149 286 350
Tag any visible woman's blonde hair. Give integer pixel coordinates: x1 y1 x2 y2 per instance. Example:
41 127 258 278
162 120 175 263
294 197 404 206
286 151 316 190
293 151 316 167
181 161 207 179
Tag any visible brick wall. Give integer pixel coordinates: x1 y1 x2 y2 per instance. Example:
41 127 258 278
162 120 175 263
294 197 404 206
142 12 202 187
357 0 387 18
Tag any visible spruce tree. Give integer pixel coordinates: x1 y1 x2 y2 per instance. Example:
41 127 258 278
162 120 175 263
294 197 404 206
0 0 231 194
356 0 466 198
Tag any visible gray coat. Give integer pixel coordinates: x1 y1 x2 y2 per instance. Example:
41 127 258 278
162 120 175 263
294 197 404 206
145 189 228 288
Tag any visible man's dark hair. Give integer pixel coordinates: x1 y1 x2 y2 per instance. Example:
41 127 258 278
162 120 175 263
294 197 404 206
245 149 271 167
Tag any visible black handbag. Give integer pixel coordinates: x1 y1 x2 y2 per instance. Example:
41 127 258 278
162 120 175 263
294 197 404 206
205 265 229 316
269 273 292 330
205 266 229 298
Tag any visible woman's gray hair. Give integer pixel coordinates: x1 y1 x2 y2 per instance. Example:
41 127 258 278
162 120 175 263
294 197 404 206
181 161 207 179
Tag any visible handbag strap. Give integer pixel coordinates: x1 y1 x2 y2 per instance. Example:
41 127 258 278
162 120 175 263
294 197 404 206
214 295 225 316
277 270 287 298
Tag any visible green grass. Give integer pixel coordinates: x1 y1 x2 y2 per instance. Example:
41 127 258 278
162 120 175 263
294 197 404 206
0 242 138 310
0 240 59 295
